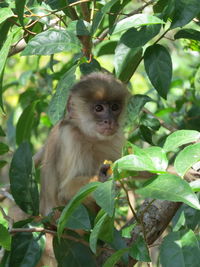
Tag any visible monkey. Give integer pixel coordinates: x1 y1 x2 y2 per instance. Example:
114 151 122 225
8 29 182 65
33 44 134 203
40 72 129 216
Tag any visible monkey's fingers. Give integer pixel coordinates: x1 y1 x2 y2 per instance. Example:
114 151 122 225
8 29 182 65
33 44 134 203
99 164 113 182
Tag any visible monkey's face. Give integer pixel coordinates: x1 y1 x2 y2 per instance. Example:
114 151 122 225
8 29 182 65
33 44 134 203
92 101 122 137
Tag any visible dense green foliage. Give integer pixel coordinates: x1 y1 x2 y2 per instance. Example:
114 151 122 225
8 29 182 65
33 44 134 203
0 0 200 266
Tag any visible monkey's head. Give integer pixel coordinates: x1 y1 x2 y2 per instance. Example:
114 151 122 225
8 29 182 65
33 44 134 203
67 72 129 140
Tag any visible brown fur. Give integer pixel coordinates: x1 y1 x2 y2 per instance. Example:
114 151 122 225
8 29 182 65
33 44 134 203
40 72 129 215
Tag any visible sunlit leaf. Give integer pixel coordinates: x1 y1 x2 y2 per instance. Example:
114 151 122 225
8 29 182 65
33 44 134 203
136 173 200 210
0 224 11 251
174 143 200 177
163 130 200 152
0 7 14 24
22 29 80 55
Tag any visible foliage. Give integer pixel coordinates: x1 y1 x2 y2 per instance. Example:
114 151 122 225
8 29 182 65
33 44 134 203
0 0 200 266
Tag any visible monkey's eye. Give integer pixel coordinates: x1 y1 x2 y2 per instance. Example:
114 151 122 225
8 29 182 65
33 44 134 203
111 103 120 111
95 104 104 112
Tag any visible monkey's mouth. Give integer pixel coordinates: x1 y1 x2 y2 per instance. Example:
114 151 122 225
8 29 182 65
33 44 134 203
97 126 116 136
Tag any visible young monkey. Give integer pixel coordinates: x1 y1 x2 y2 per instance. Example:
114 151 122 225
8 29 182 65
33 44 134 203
40 72 129 215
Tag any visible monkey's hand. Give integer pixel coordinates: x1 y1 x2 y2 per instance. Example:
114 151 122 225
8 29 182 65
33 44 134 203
99 160 113 182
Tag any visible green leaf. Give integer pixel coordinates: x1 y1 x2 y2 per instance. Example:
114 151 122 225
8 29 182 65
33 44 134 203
160 230 200 267
57 182 100 238
103 248 129 267
113 145 168 175
89 213 109 253
21 29 80 56
0 7 14 24
9 232 42 267
110 14 164 35
80 59 101 75
53 237 96 267
91 0 119 35
0 224 11 251
136 173 200 210
129 235 150 262
0 30 14 76
68 20 91 36
16 101 38 145
119 24 161 49
0 160 7 169
114 45 143 83
0 126 6 136
48 65 77 124
174 143 200 177
144 44 172 99
97 41 117 56
0 142 9 155
9 142 39 216
126 95 152 124
171 0 200 29
174 29 200 41
65 204 91 231
15 0 26 26
190 180 200 192
163 130 200 152
93 180 115 217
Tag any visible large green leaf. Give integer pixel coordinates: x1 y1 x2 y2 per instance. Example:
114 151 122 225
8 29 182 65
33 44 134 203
174 143 200 177
144 44 172 99
114 45 143 83
163 130 200 152
171 0 200 29
9 142 39 216
93 180 115 217
0 224 11 251
16 101 38 145
0 7 14 24
174 29 200 41
160 230 200 267
9 232 42 267
21 29 80 55
110 14 164 35
53 237 96 267
114 145 168 175
65 204 91 231
136 173 200 210
57 182 100 238
15 0 26 26
91 0 119 35
129 235 150 262
48 65 77 124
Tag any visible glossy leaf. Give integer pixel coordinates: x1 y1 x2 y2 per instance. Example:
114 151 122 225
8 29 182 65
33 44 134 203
126 95 152 124
110 14 164 35
175 29 200 41
160 230 200 267
9 232 42 267
0 142 9 155
113 145 168 175
114 45 143 83
163 130 200 152
0 224 11 251
48 65 77 124
16 101 38 145
0 7 14 24
93 180 115 217
174 143 200 177
97 41 117 56
171 0 200 29
9 142 39 215
22 29 80 56
103 248 129 267
65 204 91 231
136 174 200 210
15 0 26 26
91 0 119 35
53 237 96 267
129 235 150 262
190 180 200 192
144 44 172 99
57 182 100 238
